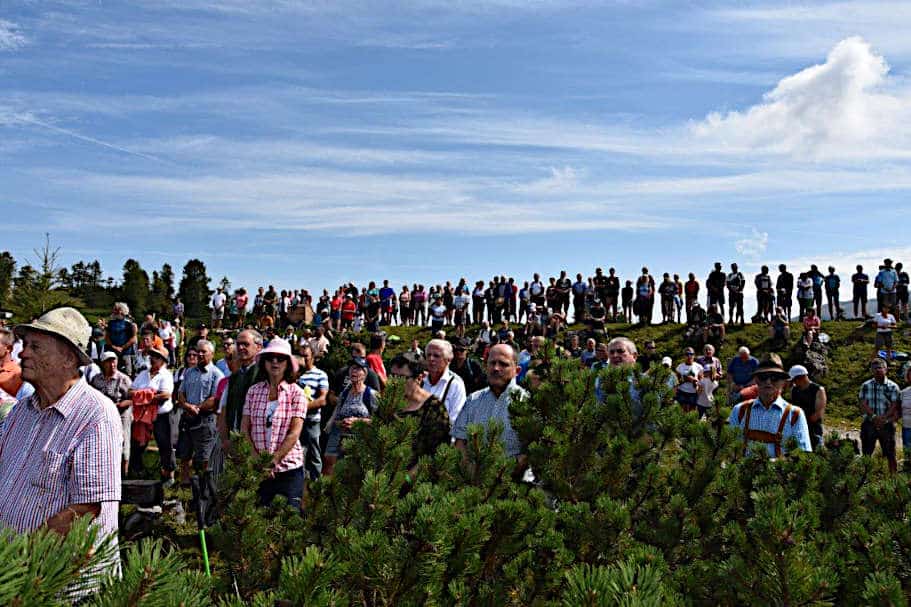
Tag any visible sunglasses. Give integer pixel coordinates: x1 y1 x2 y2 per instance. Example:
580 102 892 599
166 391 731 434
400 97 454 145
755 373 785 383
262 354 288 364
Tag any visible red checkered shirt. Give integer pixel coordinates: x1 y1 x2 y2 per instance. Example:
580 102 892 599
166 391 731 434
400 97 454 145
243 380 306 473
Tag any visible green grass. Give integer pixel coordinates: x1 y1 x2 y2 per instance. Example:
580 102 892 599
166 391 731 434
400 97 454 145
84 304 908 427
368 318 908 428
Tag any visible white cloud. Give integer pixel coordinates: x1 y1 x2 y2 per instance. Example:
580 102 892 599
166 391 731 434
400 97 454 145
691 37 910 160
514 166 580 195
735 228 769 260
0 20 27 51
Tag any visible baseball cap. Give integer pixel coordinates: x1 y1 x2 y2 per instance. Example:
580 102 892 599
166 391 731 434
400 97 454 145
349 356 369 370
100 351 118 362
788 365 808 380
661 356 673 367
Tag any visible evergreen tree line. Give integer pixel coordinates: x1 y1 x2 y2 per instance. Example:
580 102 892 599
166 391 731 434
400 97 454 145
0 238 224 322
7 355 910 605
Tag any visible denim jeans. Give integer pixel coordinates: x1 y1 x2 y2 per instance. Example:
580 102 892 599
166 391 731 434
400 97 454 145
902 426 911 455
301 418 323 480
258 467 304 510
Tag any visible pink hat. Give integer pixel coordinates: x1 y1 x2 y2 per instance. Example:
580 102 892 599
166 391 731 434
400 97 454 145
257 337 299 374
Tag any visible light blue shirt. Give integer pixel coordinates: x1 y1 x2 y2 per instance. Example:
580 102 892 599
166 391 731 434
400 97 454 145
451 380 527 457
729 396 812 456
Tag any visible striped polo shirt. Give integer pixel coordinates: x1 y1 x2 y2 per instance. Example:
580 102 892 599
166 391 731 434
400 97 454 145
0 377 122 561
297 366 329 421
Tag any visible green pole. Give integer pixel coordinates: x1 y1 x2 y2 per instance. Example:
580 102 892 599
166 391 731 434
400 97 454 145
199 529 211 577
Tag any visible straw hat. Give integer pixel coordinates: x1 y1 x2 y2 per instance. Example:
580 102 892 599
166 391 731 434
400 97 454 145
15 307 91 366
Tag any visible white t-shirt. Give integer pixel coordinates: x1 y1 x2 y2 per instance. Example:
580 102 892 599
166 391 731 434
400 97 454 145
132 368 175 414
875 313 896 333
211 292 227 309
901 387 911 427
430 304 446 320
675 362 703 394
698 377 719 408
158 324 174 347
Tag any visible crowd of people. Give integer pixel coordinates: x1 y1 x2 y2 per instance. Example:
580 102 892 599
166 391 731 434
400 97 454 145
0 256 909 578
206 260 909 333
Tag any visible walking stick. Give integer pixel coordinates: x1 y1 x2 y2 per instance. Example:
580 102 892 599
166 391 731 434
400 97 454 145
190 474 212 577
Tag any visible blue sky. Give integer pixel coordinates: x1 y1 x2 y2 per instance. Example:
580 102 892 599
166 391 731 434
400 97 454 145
2 1 910 304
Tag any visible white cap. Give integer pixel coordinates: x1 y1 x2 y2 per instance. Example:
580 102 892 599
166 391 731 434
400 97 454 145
737 346 750 355
100 351 118 362
788 365 808 379
661 356 673 367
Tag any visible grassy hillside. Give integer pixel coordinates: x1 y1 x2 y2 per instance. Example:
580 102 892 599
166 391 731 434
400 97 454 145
80 303 908 427
375 319 909 427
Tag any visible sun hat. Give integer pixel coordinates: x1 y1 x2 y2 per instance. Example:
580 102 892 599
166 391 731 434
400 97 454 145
751 353 789 379
100 351 118 363
15 307 91 366
148 345 170 362
788 365 809 380
257 337 298 374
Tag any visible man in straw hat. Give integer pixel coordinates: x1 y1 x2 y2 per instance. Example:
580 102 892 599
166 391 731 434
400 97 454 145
0 307 122 563
728 352 812 457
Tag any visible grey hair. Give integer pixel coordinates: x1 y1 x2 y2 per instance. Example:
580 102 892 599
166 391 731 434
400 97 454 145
427 338 453 361
195 339 215 354
113 302 130 316
608 336 637 356
239 329 263 347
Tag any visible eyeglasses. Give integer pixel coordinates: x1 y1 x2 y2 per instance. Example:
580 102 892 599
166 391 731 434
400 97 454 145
755 373 784 383
262 354 287 364
390 372 413 380
223 342 234 347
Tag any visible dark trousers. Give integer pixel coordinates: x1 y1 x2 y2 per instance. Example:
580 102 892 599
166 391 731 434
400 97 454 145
154 410 179 472
861 419 896 461
258 467 304 510
129 409 180 475
301 418 322 480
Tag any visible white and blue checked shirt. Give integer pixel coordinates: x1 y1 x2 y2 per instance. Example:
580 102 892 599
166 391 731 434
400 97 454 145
729 396 812 456
452 380 527 457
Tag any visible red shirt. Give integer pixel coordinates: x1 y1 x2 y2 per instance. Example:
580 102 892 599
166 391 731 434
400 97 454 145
803 315 820 331
366 353 386 382
342 300 357 321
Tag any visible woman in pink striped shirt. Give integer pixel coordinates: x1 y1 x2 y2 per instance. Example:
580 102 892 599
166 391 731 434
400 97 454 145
241 338 306 509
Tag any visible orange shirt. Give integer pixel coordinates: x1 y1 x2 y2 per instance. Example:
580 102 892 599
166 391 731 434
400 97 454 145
0 359 23 397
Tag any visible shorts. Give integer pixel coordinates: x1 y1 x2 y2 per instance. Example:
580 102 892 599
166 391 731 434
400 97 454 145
325 427 347 458
211 307 224 320
881 291 897 307
675 390 698 407
177 414 218 466
861 419 896 460
875 331 894 349
605 295 618 308
330 310 340 320
708 292 724 306
898 288 909 304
